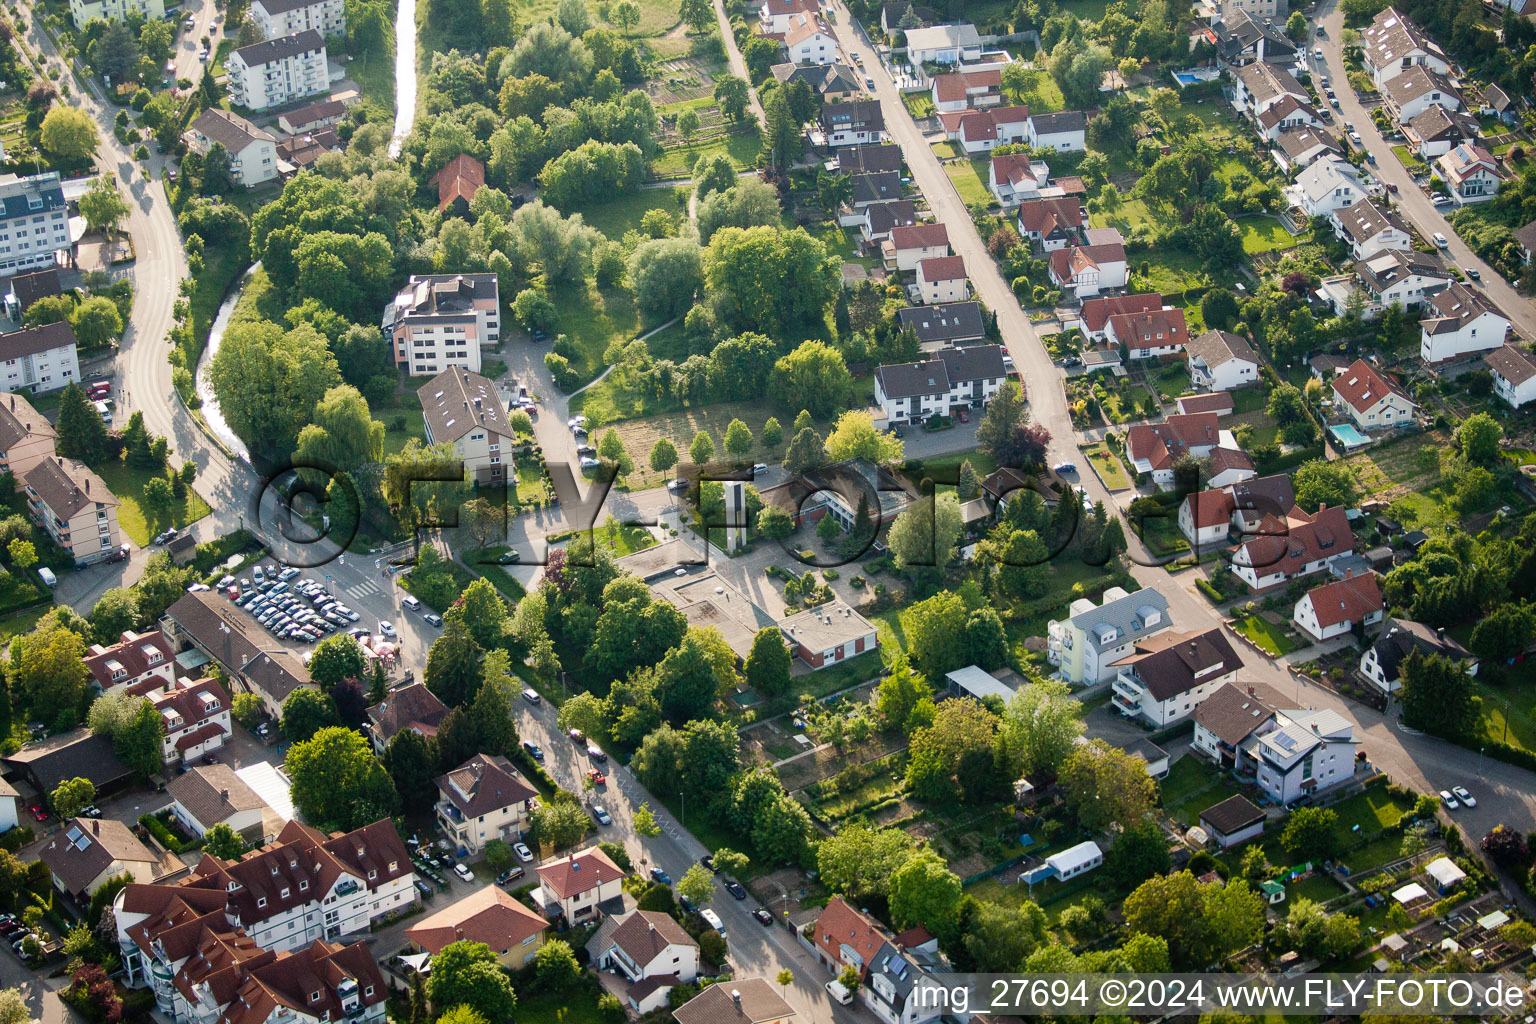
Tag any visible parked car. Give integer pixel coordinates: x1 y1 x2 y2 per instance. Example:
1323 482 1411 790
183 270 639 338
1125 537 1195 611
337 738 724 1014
28 805 46 821
1439 789 1459 810
522 741 543 761
592 804 612 826
512 842 535 863
496 866 525 885
1464 267 1481 281
701 909 725 933
80 805 103 818
649 867 672 884
701 854 718 873
586 767 606 785
753 908 773 926
378 620 397 638
1433 232 1450 248
452 863 474 883
725 880 747 900
586 743 607 762
1451 785 1476 807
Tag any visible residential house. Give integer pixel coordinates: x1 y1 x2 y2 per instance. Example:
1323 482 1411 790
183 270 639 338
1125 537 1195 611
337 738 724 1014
880 1 939 31
1027 110 1089 152
903 22 982 63
1332 358 1416 429
185 108 279 188
85 629 176 693
931 68 1001 112
1360 618 1477 693
162 591 314 718
1230 503 1355 590
783 14 838 65
914 255 968 305
1362 7 1449 90
939 105 1031 153
1402 104 1479 160
1256 95 1325 141
1178 488 1237 550
1253 708 1359 803
417 367 514 486
1286 157 1363 218
1355 249 1452 315
1049 234 1128 299
1206 447 1257 489
431 154 484 215
3 267 63 320
0 320 79 394
1232 61 1308 119
847 171 903 211
771 62 862 100
859 199 918 243
1078 292 1166 341
895 302 986 349
134 675 232 767
436 754 536 855
882 222 950 272
1213 9 1298 66
1016 197 1084 250
0 391 58 483
0 172 71 276
166 764 282 844
409 884 548 968
0 779 18 832
988 153 1050 207
251 0 346 40
810 898 948 1024
1176 392 1235 416
382 274 500 375
1046 586 1172 684
757 459 915 533
42 818 162 897
277 99 347 134
820 101 886 146
837 144 904 174
1193 681 1285 770
1436 143 1506 202
1110 627 1243 727
68 0 162 26
586 910 698 1014
1272 127 1342 171
1331 199 1412 261
532 847 627 923
780 599 879 669
1205 0 1287 21
225 32 329 111
276 130 342 174
23 455 121 566
760 0 818 31
1199 794 1267 848
1186 329 1259 391
1485 342 1536 409
1293 570 1385 642
874 344 1006 422
1106 305 1189 360
1125 412 1222 487
1517 220 1536 264
1381 65 1460 123
364 681 449 754
1 729 131 802
1419 282 1510 364
673 980 795 1024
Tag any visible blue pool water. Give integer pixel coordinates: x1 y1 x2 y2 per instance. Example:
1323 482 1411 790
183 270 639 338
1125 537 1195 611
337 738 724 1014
1330 423 1371 448
1172 72 1202 86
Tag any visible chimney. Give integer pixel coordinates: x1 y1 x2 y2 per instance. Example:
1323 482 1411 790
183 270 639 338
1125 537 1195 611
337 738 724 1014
1318 502 1327 511
1345 567 1352 579
221 789 230 801
1247 686 1255 696
93 820 100 835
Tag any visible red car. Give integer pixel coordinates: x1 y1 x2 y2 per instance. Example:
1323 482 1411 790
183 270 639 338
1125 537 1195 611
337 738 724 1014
957 410 970 423
29 805 47 821
586 767 606 786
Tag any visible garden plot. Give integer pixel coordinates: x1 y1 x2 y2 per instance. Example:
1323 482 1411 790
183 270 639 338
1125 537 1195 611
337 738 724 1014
648 59 724 106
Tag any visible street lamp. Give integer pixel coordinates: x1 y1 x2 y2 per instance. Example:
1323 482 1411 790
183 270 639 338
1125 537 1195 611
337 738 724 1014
1478 747 1485 776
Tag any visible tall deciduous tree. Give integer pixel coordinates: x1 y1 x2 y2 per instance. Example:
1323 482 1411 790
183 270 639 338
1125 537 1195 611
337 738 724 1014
286 726 399 832
1059 739 1155 831
887 492 963 571
427 942 517 1021
998 678 1084 780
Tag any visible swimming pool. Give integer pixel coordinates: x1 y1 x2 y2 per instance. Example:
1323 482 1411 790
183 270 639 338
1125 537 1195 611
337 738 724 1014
1330 423 1371 449
1172 72 1202 86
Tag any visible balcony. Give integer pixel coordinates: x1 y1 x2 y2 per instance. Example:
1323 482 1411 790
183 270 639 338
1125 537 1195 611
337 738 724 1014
1111 673 1143 703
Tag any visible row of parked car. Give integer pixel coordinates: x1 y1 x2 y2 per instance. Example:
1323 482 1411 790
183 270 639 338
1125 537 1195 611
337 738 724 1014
226 565 361 643
0 913 42 962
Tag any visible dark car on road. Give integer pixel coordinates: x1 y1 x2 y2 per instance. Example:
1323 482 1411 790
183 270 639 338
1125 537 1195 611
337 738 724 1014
726 880 747 900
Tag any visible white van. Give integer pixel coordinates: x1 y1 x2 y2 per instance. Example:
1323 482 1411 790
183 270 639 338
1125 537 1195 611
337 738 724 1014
37 567 57 588
825 980 854 1005
401 595 421 611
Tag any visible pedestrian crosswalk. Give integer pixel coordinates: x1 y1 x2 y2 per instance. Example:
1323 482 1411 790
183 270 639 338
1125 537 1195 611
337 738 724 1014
345 579 382 599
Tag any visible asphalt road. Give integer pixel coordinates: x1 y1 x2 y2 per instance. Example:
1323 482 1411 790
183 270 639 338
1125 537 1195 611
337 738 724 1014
1312 0 1536 340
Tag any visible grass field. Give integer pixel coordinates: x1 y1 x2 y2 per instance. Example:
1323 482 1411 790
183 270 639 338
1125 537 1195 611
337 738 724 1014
1469 672 1536 758
1238 216 1299 254
551 281 643 387
379 398 427 458
945 158 993 207
650 127 761 177
95 460 213 546
1342 432 1466 532
1080 442 1131 490
570 187 684 239
1232 613 1300 657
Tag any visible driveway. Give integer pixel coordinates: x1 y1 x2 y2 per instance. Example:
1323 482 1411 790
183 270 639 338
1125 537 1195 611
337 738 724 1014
1312 0 1536 339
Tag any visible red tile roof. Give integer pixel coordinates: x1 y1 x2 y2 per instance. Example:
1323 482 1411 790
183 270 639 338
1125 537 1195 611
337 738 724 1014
1126 412 1219 470
1303 572 1383 628
1184 488 1237 529
1081 292 1164 335
1050 242 1127 284
1331 358 1411 415
536 847 626 900
918 254 966 282
431 154 485 212
406 884 548 953
1235 504 1354 579
932 68 1001 103
1016 197 1082 236
1109 307 1189 350
814 896 887 975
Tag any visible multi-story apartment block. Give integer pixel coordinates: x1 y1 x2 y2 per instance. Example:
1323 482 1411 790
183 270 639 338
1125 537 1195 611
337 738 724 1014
127 676 232 767
0 173 71 276
251 0 346 40
84 629 175 693
0 391 58 482
226 31 329 111
1110 628 1243 727
1046 586 1172 685
873 345 1005 424
1192 683 1359 804
382 274 500 375
1419 282 1510 364
68 0 163 27
186 109 279 189
161 591 314 718
0 321 80 394
914 255 968 304
435 754 536 855
417 368 514 486
23 455 121 566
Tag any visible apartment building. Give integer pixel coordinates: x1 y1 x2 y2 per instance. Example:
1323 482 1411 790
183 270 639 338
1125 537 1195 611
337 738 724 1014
1332 358 1417 429
68 0 162 27
1362 7 1449 90
23 455 121 566
186 108 279 188
226 31 329 112
1419 282 1510 364
417 367 514 486
1046 586 1172 685
783 13 838 64
161 591 314 718
1192 683 1359 804
914 255 968 304
760 0 819 33
873 344 1006 423
435 753 536 855
820 100 887 147
1229 503 1354 591
383 274 499 374
0 391 58 482
250 0 346 40
128 675 232 767
85 629 176 693
0 321 80 394
1110 627 1243 727
0 172 71 276
1381 65 1460 123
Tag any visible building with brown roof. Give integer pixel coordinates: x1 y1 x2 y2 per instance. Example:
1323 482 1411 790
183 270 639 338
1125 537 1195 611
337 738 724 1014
1192 682 1287 768
365 681 449 753
938 105 1030 154
931 68 1001 112
277 99 347 135
417 367 513 486
1294 570 1385 642
22 454 121 566
1015 196 1082 249
1050 239 1128 299
0 390 58 487
3 267 62 319
1109 627 1243 727
780 599 878 670
915 255 968 305
41 817 164 896
130 675 232 767
166 764 283 844
1078 292 1165 341
533 847 627 922
1419 281 1510 364
586 909 699 1013
162 591 314 717
1331 358 1416 430
407 884 548 966
1106 304 1187 360
811 895 885 976
1231 503 1355 591
185 108 279 188
882 222 950 272
1126 412 1222 486
85 629 177 693
431 154 485 215
672 979 795 1024
1199 794 1267 848
2 727 131 798
1485 342 1536 409
435 753 536 855
1186 330 1260 393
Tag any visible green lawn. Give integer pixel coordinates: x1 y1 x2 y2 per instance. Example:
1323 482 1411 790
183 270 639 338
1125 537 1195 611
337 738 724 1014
380 403 427 458
1080 442 1131 490
1159 757 1248 827
945 158 993 207
1391 145 1428 173
0 605 49 644
1238 216 1298 254
1232 614 1300 657
1469 673 1536 758
95 459 213 546
550 281 643 387
649 127 762 178
569 188 685 240
514 981 609 1024
904 450 999 484
903 92 936 119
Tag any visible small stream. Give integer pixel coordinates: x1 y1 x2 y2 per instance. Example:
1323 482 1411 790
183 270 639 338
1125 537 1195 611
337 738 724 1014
195 262 258 460
388 0 418 159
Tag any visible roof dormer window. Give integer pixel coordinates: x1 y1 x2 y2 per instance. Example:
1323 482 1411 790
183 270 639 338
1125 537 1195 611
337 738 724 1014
256 897 267 908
